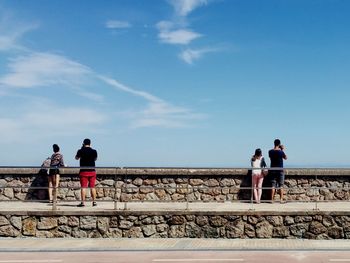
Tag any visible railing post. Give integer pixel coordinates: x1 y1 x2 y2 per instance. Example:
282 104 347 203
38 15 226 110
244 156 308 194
114 167 118 210
186 172 189 210
250 170 254 210
314 173 319 211
123 167 128 211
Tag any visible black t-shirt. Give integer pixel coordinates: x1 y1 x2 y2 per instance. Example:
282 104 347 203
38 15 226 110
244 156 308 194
268 149 286 168
76 147 98 171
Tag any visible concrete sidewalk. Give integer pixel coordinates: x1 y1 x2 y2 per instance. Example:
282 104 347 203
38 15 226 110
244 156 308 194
0 238 350 251
1 201 350 213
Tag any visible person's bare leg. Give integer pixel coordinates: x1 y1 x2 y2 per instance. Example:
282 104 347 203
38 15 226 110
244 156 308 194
48 177 53 201
91 188 96 201
80 188 86 203
280 188 285 203
55 174 60 188
270 188 275 203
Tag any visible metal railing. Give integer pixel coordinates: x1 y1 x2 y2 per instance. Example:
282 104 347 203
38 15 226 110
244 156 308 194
0 166 350 211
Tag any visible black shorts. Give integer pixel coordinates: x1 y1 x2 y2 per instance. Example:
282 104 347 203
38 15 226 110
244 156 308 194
49 168 60 176
269 170 285 188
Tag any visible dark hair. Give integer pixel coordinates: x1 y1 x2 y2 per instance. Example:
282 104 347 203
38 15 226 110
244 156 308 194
53 144 60 153
252 148 262 161
274 139 281 147
255 148 262 157
83 138 91 146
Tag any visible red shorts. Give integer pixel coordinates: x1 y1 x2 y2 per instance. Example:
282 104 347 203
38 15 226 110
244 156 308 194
79 171 96 188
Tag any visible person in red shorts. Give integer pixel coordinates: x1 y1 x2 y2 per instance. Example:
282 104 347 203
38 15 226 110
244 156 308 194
75 138 98 207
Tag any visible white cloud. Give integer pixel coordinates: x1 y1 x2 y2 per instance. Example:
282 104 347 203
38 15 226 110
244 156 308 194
0 52 91 88
179 47 217 64
0 9 38 51
99 76 206 128
156 1 208 48
159 29 202 45
0 106 108 143
0 50 206 129
105 20 132 29
169 0 208 17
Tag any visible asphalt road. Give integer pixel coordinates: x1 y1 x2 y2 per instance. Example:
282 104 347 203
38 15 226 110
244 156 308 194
1 251 350 263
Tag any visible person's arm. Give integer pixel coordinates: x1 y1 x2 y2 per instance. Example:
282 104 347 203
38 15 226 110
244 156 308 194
60 154 65 166
283 152 288 160
94 150 98 161
75 150 81 160
279 145 287 160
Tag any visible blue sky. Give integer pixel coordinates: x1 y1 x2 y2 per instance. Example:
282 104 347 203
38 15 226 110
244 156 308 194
0 0 350 167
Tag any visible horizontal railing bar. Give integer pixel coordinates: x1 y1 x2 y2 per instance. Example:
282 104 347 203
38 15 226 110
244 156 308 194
1 166 350 170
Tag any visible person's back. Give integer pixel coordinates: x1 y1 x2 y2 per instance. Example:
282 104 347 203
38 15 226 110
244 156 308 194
268 139 287 203
268 149 285 168
75 138 98 207
77 147 97 171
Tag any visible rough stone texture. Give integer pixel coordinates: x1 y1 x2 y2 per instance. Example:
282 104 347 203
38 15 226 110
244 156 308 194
2 168 350 202
0 213 349 239
80 216 97 230
256 221 273 238
0 216 9 226
22 217 36 236
37 217 58 230
0 225 20 237
1 169 350 239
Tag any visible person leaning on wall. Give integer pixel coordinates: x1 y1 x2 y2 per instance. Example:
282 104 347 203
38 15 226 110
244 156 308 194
48 144 64 203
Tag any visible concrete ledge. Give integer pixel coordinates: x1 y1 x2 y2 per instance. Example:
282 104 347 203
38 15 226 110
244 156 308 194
1 167 350 176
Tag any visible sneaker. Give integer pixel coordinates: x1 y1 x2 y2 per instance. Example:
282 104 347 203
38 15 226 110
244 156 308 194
92 202 97 207
77 202 85 207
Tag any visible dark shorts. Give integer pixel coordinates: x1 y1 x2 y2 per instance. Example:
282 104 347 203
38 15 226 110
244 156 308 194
49 168 60 176
270 170 285 188
79 171 96 188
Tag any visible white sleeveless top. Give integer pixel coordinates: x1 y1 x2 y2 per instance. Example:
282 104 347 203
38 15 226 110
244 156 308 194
251 157 263 175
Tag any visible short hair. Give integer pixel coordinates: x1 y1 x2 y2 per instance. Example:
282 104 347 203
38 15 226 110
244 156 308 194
83 138 91 146
53 144 60 153
274 139 281 147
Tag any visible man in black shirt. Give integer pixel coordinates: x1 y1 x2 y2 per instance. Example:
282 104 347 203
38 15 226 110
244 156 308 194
268 139 287 203
75 138 98 207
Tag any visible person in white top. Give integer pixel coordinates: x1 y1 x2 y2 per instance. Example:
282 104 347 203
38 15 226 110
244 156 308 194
251 148 267 203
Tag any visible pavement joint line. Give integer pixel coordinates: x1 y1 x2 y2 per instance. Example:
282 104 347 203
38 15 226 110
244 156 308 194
152 259 244 262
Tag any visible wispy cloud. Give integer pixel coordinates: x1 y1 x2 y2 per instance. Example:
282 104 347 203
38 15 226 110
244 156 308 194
169 0 208 17
99 76 206 128
105 20 132 29
156 0 206 46
0 50 205 128
0 52 91 88
156 0 219 64
179 47 217 64
0 23 38 52
0 8 38 51
0 104 108 143
158 28 202 45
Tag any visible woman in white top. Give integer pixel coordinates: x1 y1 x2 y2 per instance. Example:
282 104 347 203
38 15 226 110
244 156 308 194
251 148 267 203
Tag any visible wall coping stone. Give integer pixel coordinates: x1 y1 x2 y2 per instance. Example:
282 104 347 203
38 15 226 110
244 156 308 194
1 167 350 176
1 210 350 217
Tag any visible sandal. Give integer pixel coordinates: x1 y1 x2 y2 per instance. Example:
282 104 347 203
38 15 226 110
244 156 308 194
77 202 85 207
92 202 97 207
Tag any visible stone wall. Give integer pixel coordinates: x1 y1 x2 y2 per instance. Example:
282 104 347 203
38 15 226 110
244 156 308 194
0 212 349 239
1 168 350 202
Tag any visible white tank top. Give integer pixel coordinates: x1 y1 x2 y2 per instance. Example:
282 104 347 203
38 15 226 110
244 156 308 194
251 157 263 175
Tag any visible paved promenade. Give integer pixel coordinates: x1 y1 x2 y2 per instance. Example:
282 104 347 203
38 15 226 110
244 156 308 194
0 238 350 251
0 200 350 213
